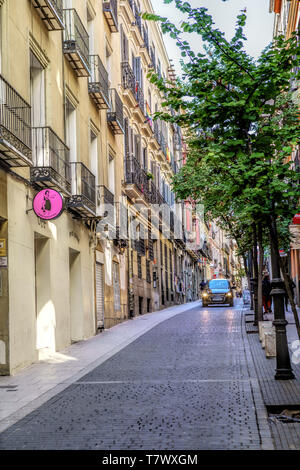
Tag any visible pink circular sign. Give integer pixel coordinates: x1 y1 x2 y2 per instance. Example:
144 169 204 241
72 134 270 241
33 189 64 220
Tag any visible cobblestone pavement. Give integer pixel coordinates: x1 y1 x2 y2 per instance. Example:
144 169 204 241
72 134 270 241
244 310 300 450
0 303 273 450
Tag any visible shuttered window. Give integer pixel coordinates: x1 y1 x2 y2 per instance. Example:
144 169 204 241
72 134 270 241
113 261 121 311
95 262 104 328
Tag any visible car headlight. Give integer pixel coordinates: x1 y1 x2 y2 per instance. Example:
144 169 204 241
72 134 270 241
202 293 208 297
226 292 232 296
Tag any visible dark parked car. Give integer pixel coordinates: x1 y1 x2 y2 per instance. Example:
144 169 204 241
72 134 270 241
202 278 234 307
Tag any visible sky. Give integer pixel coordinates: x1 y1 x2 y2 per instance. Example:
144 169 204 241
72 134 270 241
149 0 274 77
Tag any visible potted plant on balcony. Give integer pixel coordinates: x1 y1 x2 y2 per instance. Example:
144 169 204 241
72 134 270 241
146 172 154 180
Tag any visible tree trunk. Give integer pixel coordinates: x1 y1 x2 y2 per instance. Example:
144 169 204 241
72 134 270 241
257 223 264 322
268 214 294 380
252 224 259 326
242 254 251 291
248 250 254 311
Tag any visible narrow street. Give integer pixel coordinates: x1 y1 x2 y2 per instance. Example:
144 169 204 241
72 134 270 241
0 301 273 450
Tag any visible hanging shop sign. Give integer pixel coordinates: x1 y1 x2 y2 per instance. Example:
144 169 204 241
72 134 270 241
33 189 64 220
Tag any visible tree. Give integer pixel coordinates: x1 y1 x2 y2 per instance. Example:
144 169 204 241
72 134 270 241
143 0 300 378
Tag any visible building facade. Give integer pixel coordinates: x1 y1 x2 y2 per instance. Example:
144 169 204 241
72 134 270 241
269 0 300 306
0 0 239 375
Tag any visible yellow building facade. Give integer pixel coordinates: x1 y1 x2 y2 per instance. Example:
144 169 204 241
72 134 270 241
0 0 206 375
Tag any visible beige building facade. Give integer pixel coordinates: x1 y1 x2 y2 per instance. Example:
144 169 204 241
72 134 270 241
0 0 204 375
0 0 239 376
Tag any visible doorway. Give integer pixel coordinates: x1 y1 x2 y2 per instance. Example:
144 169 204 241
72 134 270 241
69 248 83 343
34 234 55 358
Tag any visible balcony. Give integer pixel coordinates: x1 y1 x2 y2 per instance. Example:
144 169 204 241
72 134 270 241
131 2 143 45
63 9 90 77
88 55 109 109
102 0 118 32
120 0 135 25
124 155 151 204
150 181 165 206
31 0 64 30
97 185 115 235
107 89 124 134
30 127 71 195
149 45 156 71
0 75 32 167
68 162 96 217
140 26 151 65
121 62 145 116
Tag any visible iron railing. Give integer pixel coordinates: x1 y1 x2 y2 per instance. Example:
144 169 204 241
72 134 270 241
97 184 114 205
31 0 64 30
149 45 156 70
160 134 167 157
89 55 109 107
63 9 90 73
0 74 32 161
153 120 161 146
107 88 124 134
121 61 136 94
102 0 118 31
121 62 144 113
142 25 149 51
31 126 70 192
70 162 96 206
124 155 151 202
133 2 142 36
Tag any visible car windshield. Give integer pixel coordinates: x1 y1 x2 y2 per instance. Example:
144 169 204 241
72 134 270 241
209 280 229 289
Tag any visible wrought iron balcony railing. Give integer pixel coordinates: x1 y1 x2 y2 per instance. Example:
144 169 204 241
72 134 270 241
68 162 96 216
97 184 115 231
133 2 142 36
135 84 144 114
107 89 124 134
153 120 161 146
121 61 135 95
30 126 71 195
63 9 90 77
97 184 114 206
0 74 32 166
124 155 151 203
88 55 109 109
102 0 118 32
121 62 145 114
149 181 166 206
31 0 64 30
142 25 149 52
149 46 156 70
160 134 167 157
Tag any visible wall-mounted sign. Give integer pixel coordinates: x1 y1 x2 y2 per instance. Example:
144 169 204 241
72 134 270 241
0 239 6 256
0 257 7 267
33 189 64 220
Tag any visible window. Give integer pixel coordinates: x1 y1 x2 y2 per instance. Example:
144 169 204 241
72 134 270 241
106 43 112 87
142 147 147 170
66 98 77 163
90 129 98 186
108 152 115 194
120 24 129 61
137 254 142 279
87 6 95 54
113 262 121 311
30 52 46 128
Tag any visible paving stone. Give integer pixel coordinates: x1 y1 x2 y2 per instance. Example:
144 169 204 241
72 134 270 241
0 303 271 450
